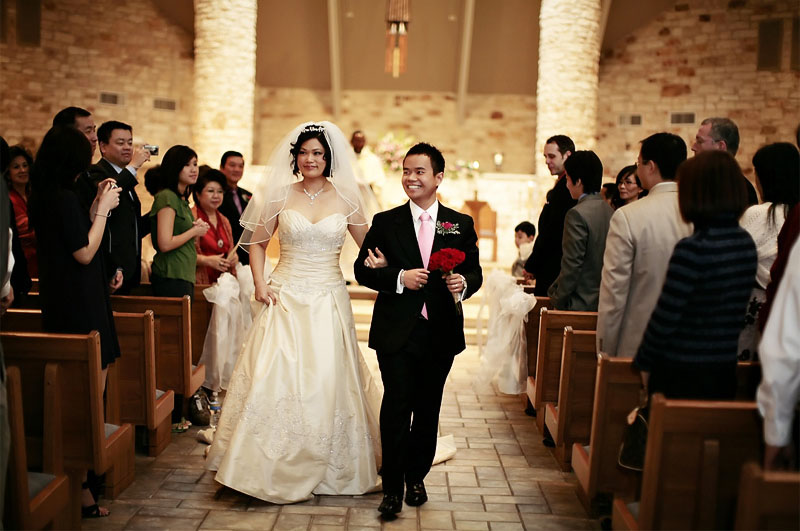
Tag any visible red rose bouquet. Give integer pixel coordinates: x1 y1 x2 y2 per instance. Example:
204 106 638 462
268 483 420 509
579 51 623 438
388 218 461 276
428 248 466 313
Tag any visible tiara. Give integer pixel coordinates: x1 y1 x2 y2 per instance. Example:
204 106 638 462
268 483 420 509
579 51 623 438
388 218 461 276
303 124 325 133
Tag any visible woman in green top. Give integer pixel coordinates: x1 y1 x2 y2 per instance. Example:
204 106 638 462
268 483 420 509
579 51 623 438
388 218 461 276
149 145 209 297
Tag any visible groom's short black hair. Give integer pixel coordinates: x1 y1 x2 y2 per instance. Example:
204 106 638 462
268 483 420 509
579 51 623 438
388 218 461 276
405 143 445 175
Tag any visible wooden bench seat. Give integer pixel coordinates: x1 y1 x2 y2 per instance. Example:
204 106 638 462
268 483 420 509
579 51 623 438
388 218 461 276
3 308 176 457
612 394 762 530
526 309 597 433
108 311 175 456
4 365 70 530
110 295 205 401
3 331 135 528
735 462 800 530
192 284 214 365
544 328 597 471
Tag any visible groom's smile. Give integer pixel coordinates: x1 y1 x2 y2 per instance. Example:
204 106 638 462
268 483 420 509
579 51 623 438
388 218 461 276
402 153 443 209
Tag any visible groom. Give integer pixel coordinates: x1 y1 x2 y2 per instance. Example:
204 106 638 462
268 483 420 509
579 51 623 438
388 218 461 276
355 143 482 518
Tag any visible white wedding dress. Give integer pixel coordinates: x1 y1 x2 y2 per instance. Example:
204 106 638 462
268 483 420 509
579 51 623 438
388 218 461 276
206 209 383 503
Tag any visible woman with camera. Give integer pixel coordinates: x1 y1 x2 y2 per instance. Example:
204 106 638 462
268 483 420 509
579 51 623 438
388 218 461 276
30 125 123 518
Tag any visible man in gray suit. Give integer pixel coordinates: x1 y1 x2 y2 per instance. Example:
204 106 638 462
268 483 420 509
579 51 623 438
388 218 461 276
597 133 692 358
548 151 613 311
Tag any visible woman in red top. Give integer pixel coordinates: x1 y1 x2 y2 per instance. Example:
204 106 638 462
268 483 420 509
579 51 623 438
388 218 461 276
192 169 237 284
4 145 37 277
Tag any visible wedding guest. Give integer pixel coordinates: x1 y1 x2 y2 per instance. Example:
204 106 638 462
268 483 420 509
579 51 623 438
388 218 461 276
601 183 617 208
0 135 12 520
30 125 122 517
218 151 251 265
149 145 208 298
80 120 151 294
634 151 756 400
4 146 37 292
523 135 577 295
511 221 535 278
548 151 613 311
691 117 758 205
52 106 98 157
757 237 800 471
597 133 692 358
191 169 236 284
738 143 799 360
759 203 800 331
612 164 646 209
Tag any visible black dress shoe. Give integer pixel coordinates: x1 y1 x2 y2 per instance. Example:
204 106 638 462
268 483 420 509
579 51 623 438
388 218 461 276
378 494 403 518
404 482 428 506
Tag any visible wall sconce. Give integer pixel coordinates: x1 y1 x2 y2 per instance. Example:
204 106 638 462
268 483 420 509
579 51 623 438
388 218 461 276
493 152 504 172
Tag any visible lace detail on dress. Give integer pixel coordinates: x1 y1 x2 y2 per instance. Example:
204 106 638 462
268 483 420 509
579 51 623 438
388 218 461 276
224 370 373 470
278 211 347 253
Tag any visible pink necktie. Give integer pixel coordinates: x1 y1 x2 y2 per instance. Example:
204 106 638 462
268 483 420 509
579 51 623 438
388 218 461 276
418 211 433 318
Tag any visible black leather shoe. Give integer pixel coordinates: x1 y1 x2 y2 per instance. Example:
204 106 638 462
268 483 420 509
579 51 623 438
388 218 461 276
378 494 403 518
404 482 428 506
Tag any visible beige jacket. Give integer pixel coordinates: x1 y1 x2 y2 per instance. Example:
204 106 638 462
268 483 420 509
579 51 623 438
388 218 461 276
596 181 693 358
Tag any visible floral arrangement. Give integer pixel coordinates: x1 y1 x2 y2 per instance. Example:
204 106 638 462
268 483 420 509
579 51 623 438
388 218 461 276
428 247 466 313
446 159 481 181
436 221 460 236
376 131 417 173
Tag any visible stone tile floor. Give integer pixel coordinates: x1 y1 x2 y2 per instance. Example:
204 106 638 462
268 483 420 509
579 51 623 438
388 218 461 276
87 344 599 530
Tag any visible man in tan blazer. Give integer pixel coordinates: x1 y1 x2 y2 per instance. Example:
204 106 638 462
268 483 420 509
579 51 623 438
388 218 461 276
596 133 693 358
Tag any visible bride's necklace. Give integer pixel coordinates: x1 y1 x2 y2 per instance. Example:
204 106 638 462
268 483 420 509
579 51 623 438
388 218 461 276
303 187 324 205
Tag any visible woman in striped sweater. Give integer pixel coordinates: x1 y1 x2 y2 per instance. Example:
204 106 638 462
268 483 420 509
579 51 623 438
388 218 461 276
634 151 757 400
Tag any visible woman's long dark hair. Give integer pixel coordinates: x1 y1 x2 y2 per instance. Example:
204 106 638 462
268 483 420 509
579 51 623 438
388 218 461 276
159 145 198 199
29 126 92 227
752 142 800 226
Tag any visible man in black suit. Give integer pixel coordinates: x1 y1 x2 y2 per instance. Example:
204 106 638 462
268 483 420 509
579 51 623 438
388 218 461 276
524 135 577 296
354 143 482 518
218 151 252 265
53 106 98 157
81 120 150 294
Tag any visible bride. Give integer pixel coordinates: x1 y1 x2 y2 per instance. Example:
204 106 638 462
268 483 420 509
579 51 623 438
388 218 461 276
206 122 386 503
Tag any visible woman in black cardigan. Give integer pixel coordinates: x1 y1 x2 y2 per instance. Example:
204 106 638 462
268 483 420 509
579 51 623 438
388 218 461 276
634 151 757 400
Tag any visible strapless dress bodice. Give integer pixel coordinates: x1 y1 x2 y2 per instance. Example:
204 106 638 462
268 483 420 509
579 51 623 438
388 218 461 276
270 209 347 292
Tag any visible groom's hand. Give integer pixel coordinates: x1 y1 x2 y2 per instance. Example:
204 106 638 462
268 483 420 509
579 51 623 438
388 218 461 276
403 268 429 291
445 273 466 294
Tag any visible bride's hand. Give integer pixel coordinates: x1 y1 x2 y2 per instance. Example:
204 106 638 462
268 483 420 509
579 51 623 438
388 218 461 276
254 282 278 306
364 247 388 269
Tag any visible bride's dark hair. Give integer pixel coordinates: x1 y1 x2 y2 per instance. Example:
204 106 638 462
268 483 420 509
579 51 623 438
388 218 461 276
290 126 332 177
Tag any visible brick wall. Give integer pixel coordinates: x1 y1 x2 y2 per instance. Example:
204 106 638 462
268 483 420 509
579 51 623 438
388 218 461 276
596 0 800 181
0 0 194 161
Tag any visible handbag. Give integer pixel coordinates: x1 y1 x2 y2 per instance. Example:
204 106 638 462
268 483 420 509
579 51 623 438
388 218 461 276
188 389 211 427
618 391 650 472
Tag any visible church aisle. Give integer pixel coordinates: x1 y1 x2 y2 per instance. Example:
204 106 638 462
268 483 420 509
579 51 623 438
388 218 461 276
85 343 598 530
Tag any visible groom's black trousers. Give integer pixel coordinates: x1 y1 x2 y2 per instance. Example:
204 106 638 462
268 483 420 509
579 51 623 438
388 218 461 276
377 317 455 496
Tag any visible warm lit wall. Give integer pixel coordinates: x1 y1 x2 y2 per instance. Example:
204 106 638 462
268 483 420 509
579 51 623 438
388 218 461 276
0 0 194 164
595 0 800 180
253 87 537 175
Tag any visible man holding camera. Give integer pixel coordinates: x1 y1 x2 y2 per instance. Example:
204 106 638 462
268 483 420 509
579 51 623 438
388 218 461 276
80 120 151 294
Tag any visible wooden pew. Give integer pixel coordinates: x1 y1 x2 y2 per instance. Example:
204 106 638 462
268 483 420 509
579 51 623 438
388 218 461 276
526 309 597 432
612 394 762 530
571 354 642 516
110 295 205 401
4 365 70 530
544 328 597 471
3 331 135 528
109 311 175 456
735 462 800 530
3 308 176 456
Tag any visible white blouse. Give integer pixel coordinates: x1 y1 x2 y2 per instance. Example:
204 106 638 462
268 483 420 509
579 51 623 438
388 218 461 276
740 203 788 289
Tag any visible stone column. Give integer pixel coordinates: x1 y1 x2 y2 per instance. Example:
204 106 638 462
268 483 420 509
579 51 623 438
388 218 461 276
535 0 602 177
193 0 257 165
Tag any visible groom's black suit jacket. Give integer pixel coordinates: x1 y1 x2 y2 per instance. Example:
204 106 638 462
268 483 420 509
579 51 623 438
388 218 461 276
354 202 482 356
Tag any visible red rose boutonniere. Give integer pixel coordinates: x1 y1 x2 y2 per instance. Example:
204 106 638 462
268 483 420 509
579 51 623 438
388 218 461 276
428 247 466 314
436 221 460 236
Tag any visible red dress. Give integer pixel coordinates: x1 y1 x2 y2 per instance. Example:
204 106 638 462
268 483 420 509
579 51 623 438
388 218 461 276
192 206 234 284
9 188 37 277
